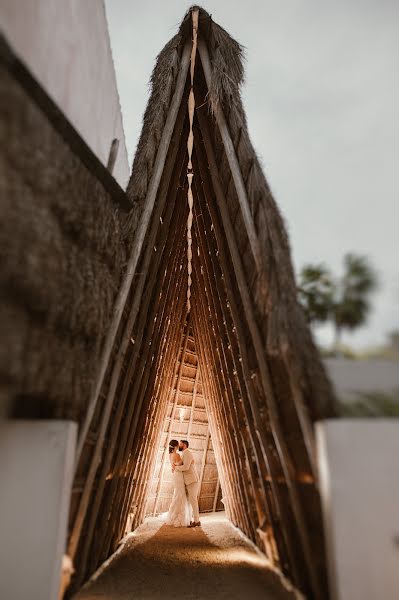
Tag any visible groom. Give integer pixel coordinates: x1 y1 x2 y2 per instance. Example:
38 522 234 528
172 440 201 528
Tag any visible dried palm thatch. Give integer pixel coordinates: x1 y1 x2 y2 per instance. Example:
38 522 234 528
126 7 334 421
0 39 129 422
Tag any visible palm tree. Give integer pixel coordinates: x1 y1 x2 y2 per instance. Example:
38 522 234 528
298 254 378 353
332 254 378 352
297 264 334 324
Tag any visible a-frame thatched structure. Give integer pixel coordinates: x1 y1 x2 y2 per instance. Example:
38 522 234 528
66 7 337 598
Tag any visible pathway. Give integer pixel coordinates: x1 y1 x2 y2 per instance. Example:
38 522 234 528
74 513 302 600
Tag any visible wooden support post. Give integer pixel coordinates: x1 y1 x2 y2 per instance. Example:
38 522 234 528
212 477 220 513
193 261 255 538
99 231 188 554
122 275 189 537
192 172 277 546
118 271 188 540
192 145 290 568
193 308 244 529
187 363 199 439
192 289 251 534
198 429 210 497
76 213 187 578
197 38 317 478
191 193 259 540
76 40 191 463
193 129 303 581
197 38 263 274
69 149 188 563
92 238 187 568
106 138 119 174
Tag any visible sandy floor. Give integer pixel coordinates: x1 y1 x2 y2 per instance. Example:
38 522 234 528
74 514 302 600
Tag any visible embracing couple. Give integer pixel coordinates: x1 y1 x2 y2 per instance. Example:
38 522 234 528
165 439 201 528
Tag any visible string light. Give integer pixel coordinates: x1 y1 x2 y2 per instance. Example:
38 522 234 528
186 9 199 314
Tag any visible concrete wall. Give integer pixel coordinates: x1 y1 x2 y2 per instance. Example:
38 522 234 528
0 421 77 600
317 420 399 600
0 0 130 189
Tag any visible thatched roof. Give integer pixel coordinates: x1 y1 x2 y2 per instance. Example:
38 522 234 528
0 35 129 423
2 8 337 599
126 7 335 421
67 7 337 598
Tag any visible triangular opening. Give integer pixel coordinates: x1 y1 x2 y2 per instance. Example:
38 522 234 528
145 324 223 518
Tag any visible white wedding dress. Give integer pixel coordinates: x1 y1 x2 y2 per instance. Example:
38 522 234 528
165 454 191 527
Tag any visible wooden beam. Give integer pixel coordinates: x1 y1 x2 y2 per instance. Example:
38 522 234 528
102 176 187 546
198 429 210 497
192 143 293 571
118 269 188 539
192 171 278 548
192 305 242 528
103 227 188 543
212 477 220 513
191 192 259 540
75 225 186 582
68 147 188 562
195 107 320 597
197 38 262 273
106 138 119 174
192 276 251 534
86 246 187 574
120 274 189 539
187 362 200 439
76 40 191 463
93 237 187 567
193 124 305 582
197 36 317 476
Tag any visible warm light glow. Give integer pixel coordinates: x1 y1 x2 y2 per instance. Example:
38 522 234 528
179 408 185 422
226 548 270 568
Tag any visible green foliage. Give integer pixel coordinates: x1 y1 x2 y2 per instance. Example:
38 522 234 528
332 254 378 332
298 253 378 350
338 389 399 418
297 264 334 324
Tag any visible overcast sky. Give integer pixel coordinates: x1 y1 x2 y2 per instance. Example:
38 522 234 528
105 0 398 350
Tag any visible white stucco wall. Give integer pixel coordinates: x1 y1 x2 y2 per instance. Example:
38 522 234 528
1 0 130 189
0 420 77 600
317 420 399 600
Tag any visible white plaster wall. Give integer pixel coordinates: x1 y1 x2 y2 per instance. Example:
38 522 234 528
317 420 399 600
0 420 77 600
1 0 130 189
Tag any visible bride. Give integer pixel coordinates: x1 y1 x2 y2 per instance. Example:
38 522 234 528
165 439 191 527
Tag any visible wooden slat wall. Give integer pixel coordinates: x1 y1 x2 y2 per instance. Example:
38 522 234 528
146 332 223 516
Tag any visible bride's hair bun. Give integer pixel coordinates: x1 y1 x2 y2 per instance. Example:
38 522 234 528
168 439 179 453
